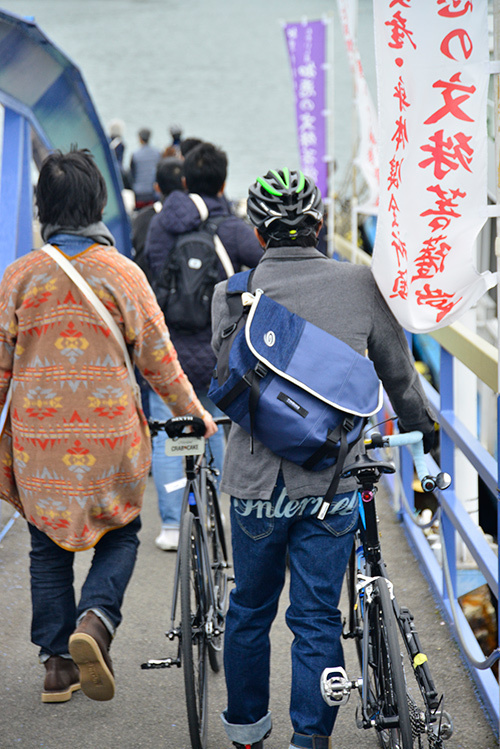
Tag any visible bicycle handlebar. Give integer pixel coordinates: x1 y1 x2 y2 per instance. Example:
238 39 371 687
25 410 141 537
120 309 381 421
148 414 232 438
365 430 451 493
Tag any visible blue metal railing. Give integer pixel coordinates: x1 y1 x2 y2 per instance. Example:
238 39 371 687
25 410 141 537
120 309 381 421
393 344 499 732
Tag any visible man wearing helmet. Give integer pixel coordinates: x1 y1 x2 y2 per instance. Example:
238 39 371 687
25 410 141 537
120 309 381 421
211 169 435 749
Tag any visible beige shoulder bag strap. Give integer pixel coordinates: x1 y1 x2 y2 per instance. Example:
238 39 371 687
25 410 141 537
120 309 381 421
41 244 142 408
188 193 235 278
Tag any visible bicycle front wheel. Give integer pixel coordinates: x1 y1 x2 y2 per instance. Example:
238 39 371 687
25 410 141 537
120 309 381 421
180 511 209 749
366 578 413 749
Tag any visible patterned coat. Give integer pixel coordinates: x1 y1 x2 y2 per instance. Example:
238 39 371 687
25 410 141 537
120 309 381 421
0 244 203 551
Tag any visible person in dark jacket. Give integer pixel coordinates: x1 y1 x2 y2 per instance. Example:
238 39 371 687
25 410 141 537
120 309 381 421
131 157 184 274
145 142 262 550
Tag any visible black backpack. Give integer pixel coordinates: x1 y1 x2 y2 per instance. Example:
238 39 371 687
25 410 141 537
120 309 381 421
155 197 233 335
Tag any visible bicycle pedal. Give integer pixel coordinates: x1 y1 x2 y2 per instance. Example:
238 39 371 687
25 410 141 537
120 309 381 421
140 657 180 669
320 666 360 707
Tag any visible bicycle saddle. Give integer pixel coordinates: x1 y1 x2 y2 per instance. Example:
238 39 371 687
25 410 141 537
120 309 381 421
341 452 396 481
165 415 206 439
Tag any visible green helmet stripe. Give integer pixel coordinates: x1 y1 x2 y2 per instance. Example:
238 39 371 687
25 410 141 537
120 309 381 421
256 176 282 196
269 169 290 189
295 171 306 193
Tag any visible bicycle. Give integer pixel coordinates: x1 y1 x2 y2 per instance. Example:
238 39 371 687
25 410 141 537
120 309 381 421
320 429 454 749
141 414 232 749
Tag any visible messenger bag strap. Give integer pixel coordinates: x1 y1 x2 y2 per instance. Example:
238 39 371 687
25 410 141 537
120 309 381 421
41 244 142 408
188 193 234 279
315 424 352 521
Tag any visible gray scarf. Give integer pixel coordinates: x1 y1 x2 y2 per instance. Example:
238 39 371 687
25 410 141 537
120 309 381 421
41 221 116 246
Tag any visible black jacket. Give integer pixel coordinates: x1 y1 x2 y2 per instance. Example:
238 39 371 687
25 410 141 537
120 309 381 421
145 190 262 390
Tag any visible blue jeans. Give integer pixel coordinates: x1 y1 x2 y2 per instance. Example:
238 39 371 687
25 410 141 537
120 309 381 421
221 475 357 745
29 516 141 658
149 389 225 528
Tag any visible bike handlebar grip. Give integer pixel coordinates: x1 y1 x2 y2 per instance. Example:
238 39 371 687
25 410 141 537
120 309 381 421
386 430 423 447
409 441 436 492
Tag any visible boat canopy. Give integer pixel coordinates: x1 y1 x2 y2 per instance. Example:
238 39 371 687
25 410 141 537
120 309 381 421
0 8 131 276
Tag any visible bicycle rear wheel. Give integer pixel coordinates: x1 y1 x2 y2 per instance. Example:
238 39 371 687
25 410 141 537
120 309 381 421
206 479 228 672
180 511 208 749
366 578 413 749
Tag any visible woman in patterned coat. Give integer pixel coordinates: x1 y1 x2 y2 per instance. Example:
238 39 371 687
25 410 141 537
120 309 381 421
0 148 216 704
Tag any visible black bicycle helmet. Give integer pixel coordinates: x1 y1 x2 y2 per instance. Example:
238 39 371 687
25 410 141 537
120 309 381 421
247 168 324 240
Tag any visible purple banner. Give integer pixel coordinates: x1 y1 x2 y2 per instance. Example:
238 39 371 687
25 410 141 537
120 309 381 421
284 20 328 198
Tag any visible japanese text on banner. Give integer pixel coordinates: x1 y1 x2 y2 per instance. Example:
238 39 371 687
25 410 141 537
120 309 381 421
284 20 328 199
372 0 496 333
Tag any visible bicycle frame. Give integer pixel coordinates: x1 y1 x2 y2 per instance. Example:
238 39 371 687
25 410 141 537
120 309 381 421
353 486 442 729
321 433 453 748
168 450 225 642
141 416 230 675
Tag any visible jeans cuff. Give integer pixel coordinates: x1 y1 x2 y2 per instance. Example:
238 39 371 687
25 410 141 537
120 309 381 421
221 710 272 744
290 733 331 749
77 608 115 639
39 652 71 664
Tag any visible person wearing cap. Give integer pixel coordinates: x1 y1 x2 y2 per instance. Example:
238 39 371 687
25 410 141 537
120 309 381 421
129 127 161 210
211 169 436 749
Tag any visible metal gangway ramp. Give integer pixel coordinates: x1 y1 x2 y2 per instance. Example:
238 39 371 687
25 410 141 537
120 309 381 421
0 478 497 749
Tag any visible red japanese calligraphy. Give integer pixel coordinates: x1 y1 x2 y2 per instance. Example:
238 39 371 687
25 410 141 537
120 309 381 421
420 185 466 231
419 130 473 178
415 284 462 323
437 0 473 19
412 236 451 282
424 73 475 125
390 269 408 300
388 156 404 190
392 116 409 150
391 233 407 265
440 29 473 61
394 76 410 112
386 11 417 50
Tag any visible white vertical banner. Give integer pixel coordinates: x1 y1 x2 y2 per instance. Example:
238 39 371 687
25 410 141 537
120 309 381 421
372 0 497 333
337 0 379 212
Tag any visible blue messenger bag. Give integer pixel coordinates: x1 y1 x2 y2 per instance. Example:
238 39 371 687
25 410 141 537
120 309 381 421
208 270 382 510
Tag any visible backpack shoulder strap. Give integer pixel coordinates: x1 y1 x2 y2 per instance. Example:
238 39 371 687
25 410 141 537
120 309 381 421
188 193 234 279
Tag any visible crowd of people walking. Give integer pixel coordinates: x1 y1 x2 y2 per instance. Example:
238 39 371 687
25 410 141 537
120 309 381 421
0 121 436 749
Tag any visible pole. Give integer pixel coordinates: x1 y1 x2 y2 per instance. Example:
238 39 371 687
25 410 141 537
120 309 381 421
350 0 358 263
325 13 335 258
493 2 500 737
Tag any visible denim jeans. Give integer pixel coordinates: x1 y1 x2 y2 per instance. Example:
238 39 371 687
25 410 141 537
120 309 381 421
29 515 141 658
221 474 357 745
149 389 225 528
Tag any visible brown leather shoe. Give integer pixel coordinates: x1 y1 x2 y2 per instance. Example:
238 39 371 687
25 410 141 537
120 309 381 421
68 611 115 701
42 655 80 703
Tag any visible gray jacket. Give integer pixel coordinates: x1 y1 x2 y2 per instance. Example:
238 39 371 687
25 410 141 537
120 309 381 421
211 245 435 500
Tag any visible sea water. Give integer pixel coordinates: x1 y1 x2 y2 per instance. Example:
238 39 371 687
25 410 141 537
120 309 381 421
0 0 376 200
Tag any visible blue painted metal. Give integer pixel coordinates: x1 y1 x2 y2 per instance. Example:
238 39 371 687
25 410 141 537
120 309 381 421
413 333 440 387
0 9 131 262
394 340 499 732
0 107 32 277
